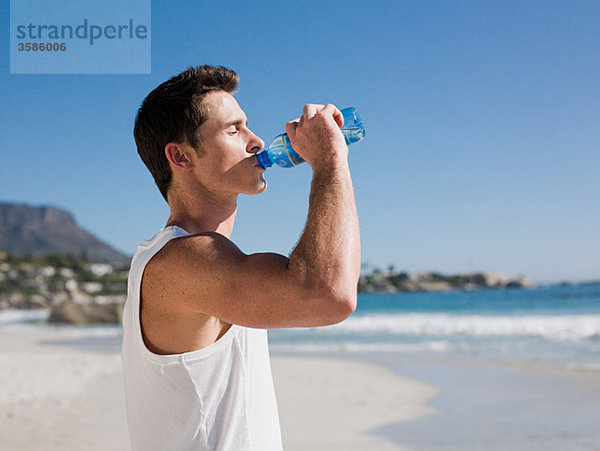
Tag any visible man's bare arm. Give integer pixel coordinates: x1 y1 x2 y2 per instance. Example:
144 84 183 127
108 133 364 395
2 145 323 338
144 104 360 329
288 161 360 319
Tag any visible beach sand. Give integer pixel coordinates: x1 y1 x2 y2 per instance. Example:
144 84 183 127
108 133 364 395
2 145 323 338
272 357 437 450
3 328 599 450
0 329 436 450
0 330 128 451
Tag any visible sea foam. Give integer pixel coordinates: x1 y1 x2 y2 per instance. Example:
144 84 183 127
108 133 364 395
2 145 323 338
324 313 600 342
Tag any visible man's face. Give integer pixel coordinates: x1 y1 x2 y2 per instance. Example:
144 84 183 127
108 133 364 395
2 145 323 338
191 91 266 197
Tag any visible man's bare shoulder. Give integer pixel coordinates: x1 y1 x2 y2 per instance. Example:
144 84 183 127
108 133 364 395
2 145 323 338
145 231 244 285
143 230 293 306
140 232 241 331
140 232 238 353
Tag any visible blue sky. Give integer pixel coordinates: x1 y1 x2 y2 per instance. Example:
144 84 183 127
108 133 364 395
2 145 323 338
1 1 599 283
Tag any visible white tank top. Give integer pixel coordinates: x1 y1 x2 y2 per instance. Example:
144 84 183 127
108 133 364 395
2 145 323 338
121 226 282 451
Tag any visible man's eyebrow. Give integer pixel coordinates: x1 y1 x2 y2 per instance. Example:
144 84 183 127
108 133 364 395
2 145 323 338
223 118 248 128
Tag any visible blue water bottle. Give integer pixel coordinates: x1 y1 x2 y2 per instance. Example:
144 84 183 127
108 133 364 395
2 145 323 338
256 107 365 169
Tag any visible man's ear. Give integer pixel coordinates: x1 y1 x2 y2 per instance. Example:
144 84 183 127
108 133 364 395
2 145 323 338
165 143 193 169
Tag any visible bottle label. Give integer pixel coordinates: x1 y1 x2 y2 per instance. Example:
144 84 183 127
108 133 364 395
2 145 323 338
282 135 299 167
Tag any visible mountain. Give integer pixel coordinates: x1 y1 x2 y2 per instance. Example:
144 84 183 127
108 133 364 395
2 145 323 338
0 202 130 265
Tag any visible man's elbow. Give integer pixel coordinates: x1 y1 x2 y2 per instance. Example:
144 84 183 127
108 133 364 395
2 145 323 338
332 293 357 324
318 286 357 325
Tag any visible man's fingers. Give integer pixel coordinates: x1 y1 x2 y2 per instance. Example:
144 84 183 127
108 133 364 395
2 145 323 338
300 103 344 128
323 104 344 128
285 118 300 138
293 103 343 137
302 104 321 120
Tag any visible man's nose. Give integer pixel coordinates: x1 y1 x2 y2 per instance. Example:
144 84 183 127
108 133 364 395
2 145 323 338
247 132 265 154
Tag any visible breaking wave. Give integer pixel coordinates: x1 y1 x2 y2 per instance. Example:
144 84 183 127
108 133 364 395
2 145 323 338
325 313 600 342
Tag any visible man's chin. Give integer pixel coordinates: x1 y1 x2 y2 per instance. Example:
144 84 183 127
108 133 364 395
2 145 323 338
242 179 267 195
255 179 268 194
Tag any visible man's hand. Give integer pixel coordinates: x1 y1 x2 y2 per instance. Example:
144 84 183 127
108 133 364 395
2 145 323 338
285 104 348 169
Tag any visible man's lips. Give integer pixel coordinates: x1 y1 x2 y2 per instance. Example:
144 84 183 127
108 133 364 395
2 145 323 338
252 155 263 168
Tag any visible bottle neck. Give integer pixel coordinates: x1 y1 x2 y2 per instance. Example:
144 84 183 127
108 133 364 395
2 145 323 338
256 150 273 169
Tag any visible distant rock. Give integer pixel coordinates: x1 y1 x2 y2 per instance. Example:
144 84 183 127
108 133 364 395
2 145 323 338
417 280 454 292
0 202 130 265
358 269 535 293
465 272 534 289
358 278 397 293
467 272 511 288
48 300 123 325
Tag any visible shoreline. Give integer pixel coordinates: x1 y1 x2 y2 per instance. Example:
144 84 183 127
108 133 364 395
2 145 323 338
2 327 600 450
269 348 600 450
355 353 600 450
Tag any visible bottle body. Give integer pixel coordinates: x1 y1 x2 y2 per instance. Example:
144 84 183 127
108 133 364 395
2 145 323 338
256 107 365 169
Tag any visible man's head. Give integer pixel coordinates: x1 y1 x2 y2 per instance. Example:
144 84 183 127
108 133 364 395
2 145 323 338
134 65 249 202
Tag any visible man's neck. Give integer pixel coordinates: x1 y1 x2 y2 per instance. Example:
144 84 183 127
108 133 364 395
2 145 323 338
166 189 238 238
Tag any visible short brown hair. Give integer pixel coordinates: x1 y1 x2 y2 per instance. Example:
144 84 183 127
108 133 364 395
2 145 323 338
133 65 239 201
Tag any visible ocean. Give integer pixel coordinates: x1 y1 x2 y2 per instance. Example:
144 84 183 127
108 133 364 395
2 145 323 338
2 285 600 369
268 285 600 370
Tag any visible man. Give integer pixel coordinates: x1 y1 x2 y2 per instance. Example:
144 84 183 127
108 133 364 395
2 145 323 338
121 65 360 450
